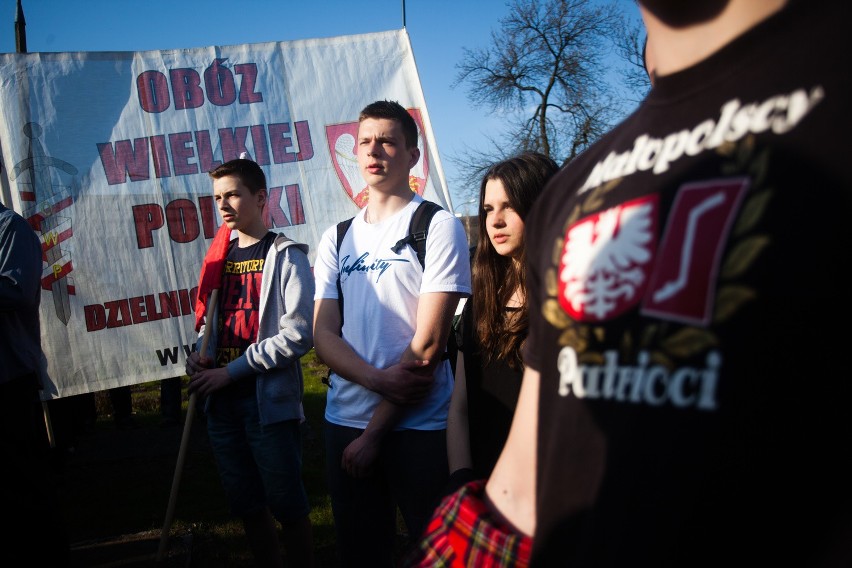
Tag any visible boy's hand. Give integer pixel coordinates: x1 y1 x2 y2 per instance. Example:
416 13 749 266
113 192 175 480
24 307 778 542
187 367 233 396
185 351 212 376
342 431 381 478
370 360 434 405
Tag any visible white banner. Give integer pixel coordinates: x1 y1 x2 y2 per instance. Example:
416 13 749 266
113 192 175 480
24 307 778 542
0 30 451 398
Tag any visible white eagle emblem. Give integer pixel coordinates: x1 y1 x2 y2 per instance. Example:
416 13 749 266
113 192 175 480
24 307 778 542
559 195 657 321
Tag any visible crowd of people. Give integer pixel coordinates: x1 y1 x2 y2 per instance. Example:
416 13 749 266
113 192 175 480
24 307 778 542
3 1 849 566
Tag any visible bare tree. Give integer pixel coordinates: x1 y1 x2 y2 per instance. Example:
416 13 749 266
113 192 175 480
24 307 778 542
450 0 646 197
613 16 651 104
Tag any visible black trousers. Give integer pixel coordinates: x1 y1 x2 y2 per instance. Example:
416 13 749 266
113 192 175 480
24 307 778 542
0 374 70 566
325 420 448 568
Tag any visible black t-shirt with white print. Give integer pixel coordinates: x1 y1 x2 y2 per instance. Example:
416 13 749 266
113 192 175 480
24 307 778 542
523 2 852 566
214 231 275 400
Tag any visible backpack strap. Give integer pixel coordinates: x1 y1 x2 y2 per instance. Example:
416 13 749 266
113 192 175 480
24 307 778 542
335 217 354 326
324 216 355 389
390 200 443 270
336 217 353 254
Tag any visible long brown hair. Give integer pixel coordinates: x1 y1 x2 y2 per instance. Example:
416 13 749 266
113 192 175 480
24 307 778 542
473 152 558 369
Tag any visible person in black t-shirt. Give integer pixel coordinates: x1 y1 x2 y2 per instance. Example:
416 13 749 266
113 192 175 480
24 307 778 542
407 2 852 566
186 159 315 567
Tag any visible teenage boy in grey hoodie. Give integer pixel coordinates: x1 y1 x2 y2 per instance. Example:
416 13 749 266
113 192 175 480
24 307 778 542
186 158 315 568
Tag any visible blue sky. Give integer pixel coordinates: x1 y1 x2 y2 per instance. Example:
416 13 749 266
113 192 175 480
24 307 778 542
2 0 641 210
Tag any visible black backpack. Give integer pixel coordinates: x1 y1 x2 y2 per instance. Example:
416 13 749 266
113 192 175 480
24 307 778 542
332 199 457 373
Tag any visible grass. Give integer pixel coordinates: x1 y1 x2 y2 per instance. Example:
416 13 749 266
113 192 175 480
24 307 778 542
51 349 349 567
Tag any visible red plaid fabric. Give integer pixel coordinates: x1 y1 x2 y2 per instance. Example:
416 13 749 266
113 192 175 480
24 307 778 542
403 480 531 567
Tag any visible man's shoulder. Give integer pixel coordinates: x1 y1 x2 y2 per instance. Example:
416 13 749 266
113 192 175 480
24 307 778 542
273 235 310 261
0 203 24 226
0 205 38 242
419 202 467 253
414 199 459 228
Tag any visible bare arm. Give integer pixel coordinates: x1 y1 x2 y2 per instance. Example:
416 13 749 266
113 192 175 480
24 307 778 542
313 297 433 404
342 291 463 477
446 351 472 473
484 366 540 536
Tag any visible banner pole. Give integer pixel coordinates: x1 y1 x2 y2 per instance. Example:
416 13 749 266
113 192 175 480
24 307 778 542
41 400 56 448
156 289 218 562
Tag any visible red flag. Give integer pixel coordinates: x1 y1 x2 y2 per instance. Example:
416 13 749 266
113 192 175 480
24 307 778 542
195 223 232 331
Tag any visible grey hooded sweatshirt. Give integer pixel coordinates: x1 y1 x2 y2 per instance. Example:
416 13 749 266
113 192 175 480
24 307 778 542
197 233 314 425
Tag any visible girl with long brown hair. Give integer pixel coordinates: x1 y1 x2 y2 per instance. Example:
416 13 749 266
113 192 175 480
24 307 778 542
447 151 558 486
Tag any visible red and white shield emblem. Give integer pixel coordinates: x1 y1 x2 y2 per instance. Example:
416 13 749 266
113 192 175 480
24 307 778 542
325 108 430 209
558 194 658 322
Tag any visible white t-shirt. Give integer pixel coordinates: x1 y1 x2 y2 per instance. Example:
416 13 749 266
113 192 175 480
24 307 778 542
314 195 472 430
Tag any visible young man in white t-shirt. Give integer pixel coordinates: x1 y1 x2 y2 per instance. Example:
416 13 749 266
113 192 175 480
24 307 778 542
313 100 471 566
